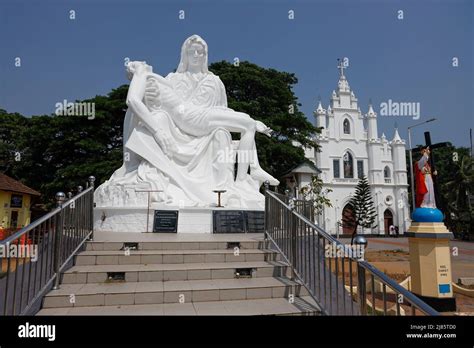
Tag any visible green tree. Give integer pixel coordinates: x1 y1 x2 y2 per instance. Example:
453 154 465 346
0 86 127 207
299 174 333 215
209 61 320 182
0 109 28 174
343 176 378 244
443 154 474 239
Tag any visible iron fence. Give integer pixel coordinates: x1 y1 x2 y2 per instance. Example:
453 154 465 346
0 176 95 315
264 186 439 316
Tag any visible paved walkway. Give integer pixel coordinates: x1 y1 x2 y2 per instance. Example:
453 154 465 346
339 237 474 282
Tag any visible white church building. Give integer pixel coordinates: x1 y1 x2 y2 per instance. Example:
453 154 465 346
288 65 410 236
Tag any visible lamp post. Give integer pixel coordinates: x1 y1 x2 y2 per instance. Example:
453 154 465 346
407 118 436 212
375 190 382 234
401 190 408 233
286 175 297 199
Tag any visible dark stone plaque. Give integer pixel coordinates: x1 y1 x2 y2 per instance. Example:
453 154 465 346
213 210 264 233
244 211 265 233
153 210 178 233
213 210 245 233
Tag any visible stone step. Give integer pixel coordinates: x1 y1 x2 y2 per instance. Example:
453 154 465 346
37 296 321 315
75 249 280 265
85 240 263 252
61 261 289 284
42 277 309 308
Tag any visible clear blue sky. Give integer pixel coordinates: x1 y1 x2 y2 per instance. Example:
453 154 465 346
1 0 473 147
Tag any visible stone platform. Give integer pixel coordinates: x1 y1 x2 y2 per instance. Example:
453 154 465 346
94 205 264 234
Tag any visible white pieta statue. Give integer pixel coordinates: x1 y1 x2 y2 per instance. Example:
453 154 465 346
94 34 279 209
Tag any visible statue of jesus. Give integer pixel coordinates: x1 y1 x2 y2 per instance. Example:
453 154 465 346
414 147 438 208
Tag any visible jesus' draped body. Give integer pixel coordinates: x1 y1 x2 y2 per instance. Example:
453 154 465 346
150 71 229 137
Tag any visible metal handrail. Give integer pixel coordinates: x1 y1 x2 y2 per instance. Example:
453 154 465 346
2 187 92 245
1 207 61 245
0 176 95 315
356 259 439 315
264 187 439 316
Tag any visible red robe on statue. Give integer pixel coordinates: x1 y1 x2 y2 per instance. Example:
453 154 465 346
414 161 428 208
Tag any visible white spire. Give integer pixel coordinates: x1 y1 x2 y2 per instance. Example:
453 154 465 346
366 101 378 140
392 128 403 143
335 59 351 93
337 74 350 92
393 128 401 141
367 103 377 117
315 100 325 115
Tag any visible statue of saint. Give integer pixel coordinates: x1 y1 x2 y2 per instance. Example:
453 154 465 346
414 147 438 208
94 35 278 209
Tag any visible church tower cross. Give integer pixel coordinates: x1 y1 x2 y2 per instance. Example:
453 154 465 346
337 58 346 77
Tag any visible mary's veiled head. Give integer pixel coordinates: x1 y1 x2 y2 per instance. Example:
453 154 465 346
177 35 209 74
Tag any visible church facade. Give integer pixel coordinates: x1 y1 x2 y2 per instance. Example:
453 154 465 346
299 66 410 236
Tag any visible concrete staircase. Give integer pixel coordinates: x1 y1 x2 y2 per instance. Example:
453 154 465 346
37 233 320 315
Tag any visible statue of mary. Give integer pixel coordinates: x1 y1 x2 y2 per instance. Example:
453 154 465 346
94 35 278 209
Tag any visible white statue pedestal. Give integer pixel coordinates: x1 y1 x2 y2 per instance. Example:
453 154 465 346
93 204 264 234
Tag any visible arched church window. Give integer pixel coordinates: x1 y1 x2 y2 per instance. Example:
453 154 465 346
343 119 350 134
384 166 391 178
343 152 354 178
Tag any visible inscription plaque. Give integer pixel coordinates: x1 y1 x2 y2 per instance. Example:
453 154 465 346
213 210 264 233
244 211 265 233
153 210 178 233
213 210 245 233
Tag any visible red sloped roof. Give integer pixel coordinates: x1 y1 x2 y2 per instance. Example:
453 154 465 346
0 173 40 196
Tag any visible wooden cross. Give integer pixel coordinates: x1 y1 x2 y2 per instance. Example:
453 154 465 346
412 131 449 207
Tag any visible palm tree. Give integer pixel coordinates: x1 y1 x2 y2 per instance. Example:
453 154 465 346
443 155 474 239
